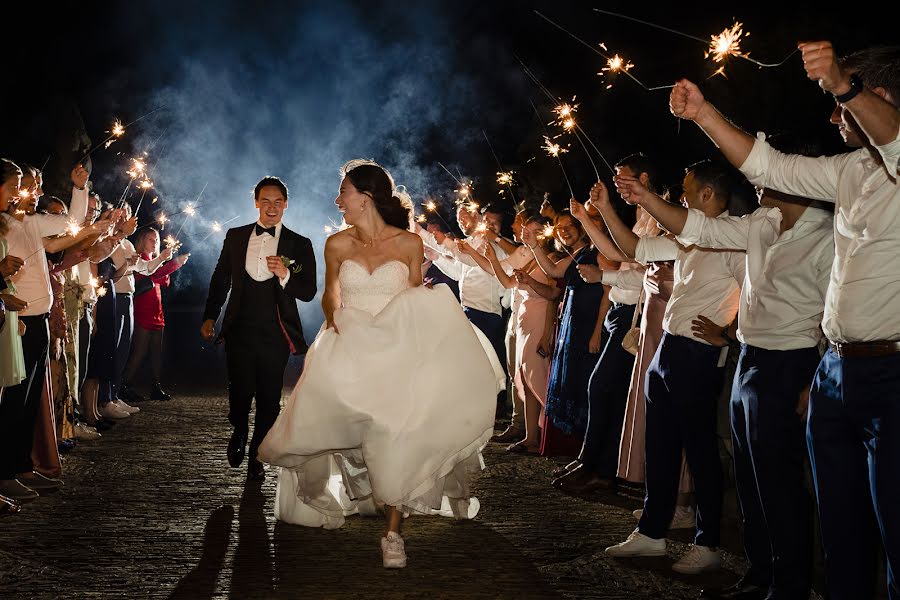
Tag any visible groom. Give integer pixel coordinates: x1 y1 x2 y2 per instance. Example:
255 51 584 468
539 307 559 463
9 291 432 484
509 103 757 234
201 176 317 480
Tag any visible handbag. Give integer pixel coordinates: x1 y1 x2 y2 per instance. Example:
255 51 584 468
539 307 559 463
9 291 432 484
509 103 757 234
621 288 644 356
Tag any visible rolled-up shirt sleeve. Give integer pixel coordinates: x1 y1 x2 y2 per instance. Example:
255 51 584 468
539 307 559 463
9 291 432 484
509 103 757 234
677 208 751 250
876 126 900 176
634 235 680 265
740 133 852 203
601 267 644 291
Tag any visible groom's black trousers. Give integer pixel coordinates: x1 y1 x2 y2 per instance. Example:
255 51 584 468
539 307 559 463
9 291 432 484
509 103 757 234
225 322 289 460
224 274 292 458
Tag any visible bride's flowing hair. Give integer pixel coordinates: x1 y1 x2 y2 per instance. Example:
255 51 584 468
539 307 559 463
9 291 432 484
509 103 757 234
339 159 413 230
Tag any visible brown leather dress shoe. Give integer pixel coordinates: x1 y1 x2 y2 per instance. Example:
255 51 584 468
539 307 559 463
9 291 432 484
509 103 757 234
492 425 525 444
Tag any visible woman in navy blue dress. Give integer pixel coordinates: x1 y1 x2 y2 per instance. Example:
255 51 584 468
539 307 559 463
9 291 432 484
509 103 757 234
521 211 611 458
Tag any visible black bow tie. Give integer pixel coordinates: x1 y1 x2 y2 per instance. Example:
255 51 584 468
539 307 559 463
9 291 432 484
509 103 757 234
255 224 276 237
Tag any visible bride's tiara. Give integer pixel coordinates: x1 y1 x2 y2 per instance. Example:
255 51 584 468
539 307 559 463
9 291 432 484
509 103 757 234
339 159 395 189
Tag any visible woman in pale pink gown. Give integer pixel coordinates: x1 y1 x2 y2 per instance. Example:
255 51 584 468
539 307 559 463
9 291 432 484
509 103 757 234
460 216 561 454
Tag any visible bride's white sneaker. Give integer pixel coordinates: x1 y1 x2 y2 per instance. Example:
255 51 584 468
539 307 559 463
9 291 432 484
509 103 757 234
381 532 407 568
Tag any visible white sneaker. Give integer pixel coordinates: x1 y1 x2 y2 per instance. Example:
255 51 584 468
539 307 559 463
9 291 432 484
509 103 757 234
100 402 130 420
74 422 102 440
605 529 666 557
381 532 407 568
113 399 140 414
671 544 721 574
632 506 696 529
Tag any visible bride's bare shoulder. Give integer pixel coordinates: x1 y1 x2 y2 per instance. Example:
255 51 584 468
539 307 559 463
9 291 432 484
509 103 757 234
324 229 355 255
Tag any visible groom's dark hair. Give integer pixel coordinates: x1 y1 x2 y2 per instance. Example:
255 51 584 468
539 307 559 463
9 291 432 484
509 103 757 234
254 176 288 200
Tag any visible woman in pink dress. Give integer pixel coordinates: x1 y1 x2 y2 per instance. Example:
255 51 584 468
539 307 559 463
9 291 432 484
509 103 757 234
464 216 562 454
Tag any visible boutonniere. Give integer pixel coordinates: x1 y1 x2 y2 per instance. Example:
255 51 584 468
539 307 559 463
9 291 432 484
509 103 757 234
279 255 302 274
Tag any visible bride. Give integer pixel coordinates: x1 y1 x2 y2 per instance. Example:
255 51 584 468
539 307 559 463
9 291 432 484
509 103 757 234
257 160 504 568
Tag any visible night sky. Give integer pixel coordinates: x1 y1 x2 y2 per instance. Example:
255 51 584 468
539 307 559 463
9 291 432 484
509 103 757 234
2 0 894 324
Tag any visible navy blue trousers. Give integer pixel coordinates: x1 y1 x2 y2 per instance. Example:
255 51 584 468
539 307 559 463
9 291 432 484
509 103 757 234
638 332 725 547
731 344 819 599
808 348 900 600
464 306 506 375
579 302 636 477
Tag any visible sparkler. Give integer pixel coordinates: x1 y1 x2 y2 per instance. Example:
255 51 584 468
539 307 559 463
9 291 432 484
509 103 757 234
65 220 82 237
416 214 427 224
423 199 454 230
75 106 166 166
198 215 240 243
542 135 568 158
464 200 480 213
533 11 669 91
436 162 463 185
599 54 635 89
550 97 603 181
475 222 489 235
173 182 208 239
481 129 517 202
518 58 614 174
592 9 799 71
157 213 168 229
530 98 575 200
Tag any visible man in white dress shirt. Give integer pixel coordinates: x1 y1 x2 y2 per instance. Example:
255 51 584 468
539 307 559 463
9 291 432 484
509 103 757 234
0 162 89 502
667 41 900 600
601 160 745 576
616 142 834 599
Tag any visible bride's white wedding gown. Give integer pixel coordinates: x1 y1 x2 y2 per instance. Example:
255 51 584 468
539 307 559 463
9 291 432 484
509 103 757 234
257 258 504 529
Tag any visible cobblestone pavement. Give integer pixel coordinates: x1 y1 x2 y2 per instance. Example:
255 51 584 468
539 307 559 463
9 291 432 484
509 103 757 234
0 392 798 600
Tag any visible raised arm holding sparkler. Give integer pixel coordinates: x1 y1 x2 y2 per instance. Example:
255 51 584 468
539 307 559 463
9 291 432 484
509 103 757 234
521 216 580 279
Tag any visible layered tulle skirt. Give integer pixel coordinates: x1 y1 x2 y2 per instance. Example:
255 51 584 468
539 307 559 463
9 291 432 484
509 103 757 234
258 284 504 528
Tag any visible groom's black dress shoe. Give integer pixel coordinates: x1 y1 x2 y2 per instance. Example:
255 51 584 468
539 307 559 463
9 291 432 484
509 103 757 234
247 457 265 481
227 429 247 468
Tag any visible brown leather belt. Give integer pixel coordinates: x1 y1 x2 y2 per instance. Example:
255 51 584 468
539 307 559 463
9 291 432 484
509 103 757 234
829 340 900 358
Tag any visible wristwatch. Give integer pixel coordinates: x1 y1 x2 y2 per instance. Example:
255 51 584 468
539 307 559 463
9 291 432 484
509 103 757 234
833 73 864 104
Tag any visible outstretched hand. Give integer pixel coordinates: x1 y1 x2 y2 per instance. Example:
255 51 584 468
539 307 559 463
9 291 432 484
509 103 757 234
200 319 216 341
589 181 610 210
576 263 603 283
799 41 846 95
521 225 538 249
669 79 706 121
570 198 589 221
613 174 653 206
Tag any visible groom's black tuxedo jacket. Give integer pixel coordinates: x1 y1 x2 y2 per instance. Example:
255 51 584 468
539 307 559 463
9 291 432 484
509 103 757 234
203 223 317 355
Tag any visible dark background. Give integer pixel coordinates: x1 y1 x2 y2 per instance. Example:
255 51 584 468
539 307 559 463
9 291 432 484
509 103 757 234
1 0 893 387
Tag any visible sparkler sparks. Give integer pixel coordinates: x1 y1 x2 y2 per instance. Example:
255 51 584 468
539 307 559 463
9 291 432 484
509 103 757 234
465 200 480 213
455 182 473 198
157 213 168 227
496 171 514 186
542 136 568 157
706 22 746 63
539 224 556 240
183 204 196 216
163 235 181 249
599 54 635 88
475 222 489 235
425 200 438 212
416 214 427 224
65 220 82 237
211 221 222 232
111 120 125 137
139 179 153 190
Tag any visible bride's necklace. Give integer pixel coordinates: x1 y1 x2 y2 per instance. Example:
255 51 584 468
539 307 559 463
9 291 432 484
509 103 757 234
358 225 387 248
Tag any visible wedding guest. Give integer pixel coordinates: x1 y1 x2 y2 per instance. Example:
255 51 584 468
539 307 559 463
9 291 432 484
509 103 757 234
0 159 26 398
668 42 900 599
523 211 612 458
602 161 744 576
121 227 188 401
0 162 88 503
109 203 171 412
460 214 560 453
